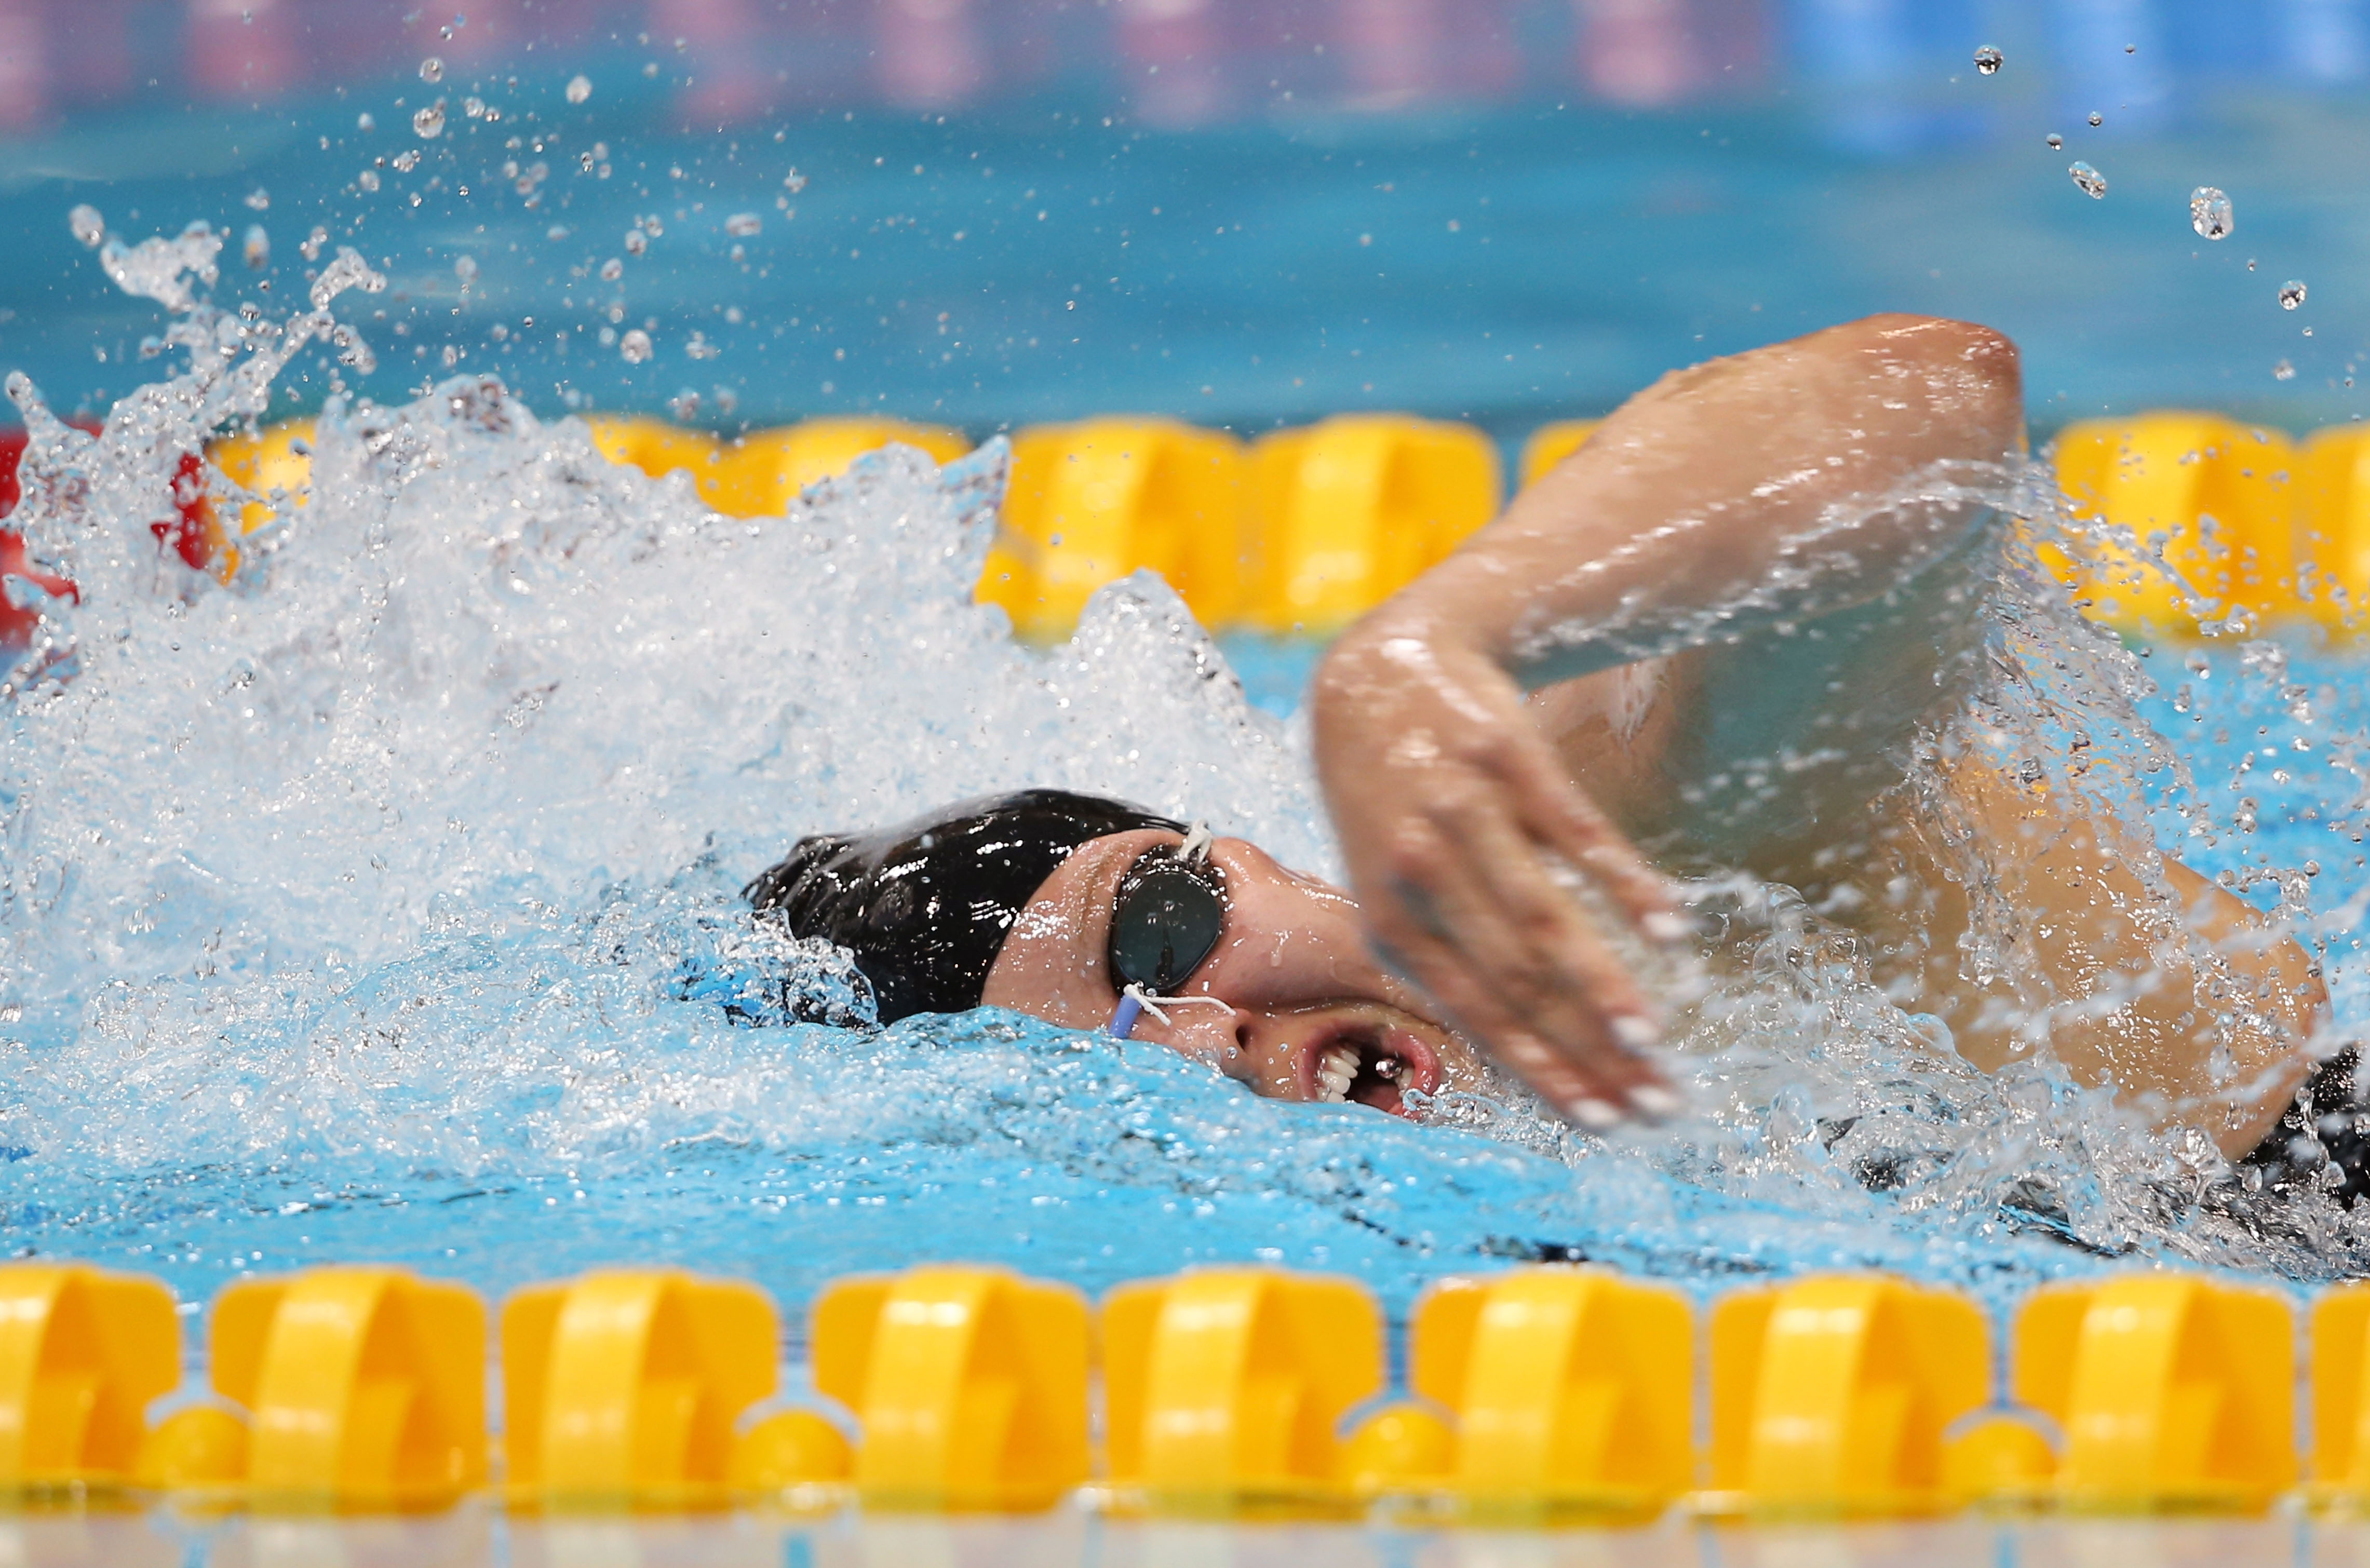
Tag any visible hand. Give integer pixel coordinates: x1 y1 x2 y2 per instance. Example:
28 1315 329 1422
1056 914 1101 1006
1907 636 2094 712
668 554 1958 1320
1310 613 1686 1130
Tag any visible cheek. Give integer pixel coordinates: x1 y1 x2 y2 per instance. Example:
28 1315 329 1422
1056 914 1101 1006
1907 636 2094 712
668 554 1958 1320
1136 1011 1253 1077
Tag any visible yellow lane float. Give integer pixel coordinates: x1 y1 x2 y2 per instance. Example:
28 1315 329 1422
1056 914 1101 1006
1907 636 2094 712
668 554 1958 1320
1100 1267 1381 1513
0 1264 179 1493
2 1259 2360 1522
2014 1275 2293 1512
142 1266 487 1511
979 417 1246 640
1706 1275 1990 1517
812 1264 1089 1511
501 1269 783 1510
1356 1266 1692 1520
181 408 2367 642
1243 414 1500 637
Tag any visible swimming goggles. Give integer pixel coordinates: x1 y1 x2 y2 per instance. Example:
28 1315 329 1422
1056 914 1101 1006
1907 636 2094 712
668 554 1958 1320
1105 829 1226 1039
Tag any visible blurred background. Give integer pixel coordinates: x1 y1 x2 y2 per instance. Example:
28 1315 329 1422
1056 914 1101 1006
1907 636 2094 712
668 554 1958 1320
0 0 2364 441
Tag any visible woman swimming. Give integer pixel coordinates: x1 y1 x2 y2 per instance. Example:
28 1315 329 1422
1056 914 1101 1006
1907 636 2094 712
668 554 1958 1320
749 315 2329 1168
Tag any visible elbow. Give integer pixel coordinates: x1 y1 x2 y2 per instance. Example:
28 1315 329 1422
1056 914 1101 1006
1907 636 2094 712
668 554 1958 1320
1849 313 2025 456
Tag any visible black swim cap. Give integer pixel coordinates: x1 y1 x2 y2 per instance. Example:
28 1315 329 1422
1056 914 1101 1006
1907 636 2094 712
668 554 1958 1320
745 789 1187 1023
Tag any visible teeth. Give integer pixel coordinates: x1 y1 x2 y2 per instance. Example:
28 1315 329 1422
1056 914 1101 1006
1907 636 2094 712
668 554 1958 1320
1315 1044 1359 1103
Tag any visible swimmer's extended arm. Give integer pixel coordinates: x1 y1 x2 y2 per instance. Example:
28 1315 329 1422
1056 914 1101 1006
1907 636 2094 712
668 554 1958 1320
1887 750 2323 1157
1311 315 2026 1127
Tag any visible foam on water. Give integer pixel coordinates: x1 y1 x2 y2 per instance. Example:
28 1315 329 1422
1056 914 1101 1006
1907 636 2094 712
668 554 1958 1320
1 224 2366 1338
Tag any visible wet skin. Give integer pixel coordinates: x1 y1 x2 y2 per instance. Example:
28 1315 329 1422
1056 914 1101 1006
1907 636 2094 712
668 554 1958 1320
980 828 1483 1116
1311 313 2323 1153
984 315 2326 1153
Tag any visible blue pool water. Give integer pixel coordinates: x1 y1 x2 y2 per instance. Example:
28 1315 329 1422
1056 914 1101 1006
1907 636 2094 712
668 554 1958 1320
0 324 2363 1346
4 64 2367 446
3 52 2369 1353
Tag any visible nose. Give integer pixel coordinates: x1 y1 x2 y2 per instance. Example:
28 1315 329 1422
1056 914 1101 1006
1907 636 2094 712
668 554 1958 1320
1197 839 1429 1016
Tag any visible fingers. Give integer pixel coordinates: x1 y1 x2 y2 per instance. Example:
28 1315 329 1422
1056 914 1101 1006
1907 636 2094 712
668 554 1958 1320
1374 914 1631 1127
1373 794 1680 1129
1488 723 1688 945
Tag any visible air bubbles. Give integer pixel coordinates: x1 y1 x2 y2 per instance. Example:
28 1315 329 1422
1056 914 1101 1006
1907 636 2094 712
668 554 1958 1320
2274 358 2297 381
357 111 376 132
599 258 623 281
620 328 653 364
413 102 447 139
463 97 486 119
784 168 807 193
1972 44 2003 75
244 187 270 212
68 205 104 248
545 224 571 242
724 212 762 237
624 230 649 256
241 225 270 270
566 74 592 104
2189 186 2233 239
2280 279 2307 309
420 56 445 84
454 255 478 285
2088 111 2104 126
2046 133 2063 149
392 149 420 172
358 169 381 193
2069 161 2108 198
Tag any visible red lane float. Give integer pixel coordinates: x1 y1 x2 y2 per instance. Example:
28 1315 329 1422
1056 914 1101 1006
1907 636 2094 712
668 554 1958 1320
0 425 210 653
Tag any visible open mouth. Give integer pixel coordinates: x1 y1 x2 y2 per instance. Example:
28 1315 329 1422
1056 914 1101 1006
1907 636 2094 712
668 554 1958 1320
1300 1023 1441 1117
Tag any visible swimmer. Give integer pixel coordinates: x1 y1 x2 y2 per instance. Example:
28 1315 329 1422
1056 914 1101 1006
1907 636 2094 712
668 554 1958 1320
750 315 2330 1171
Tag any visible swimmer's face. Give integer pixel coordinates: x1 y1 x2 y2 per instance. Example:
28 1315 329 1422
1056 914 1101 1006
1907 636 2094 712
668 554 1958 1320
981 830 1482 1116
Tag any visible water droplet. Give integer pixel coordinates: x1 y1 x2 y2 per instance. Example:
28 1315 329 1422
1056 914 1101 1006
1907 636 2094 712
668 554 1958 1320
2125 42 2137 52
244 187 269 212
620 329 653 364
2189 186 2233 239
358 169 381 193
2280 279 2306 309
724 212 762 237
413 102 446 139
392 149 420 172
2068 161 2107 198
454 255 478 283
68 205 104 248
357 111 375 132
2273 358 2296 381
241 224 270 269
2088 111 2103 126
566 74 592 104
463 97 486 119
1973 44 2003 74
783 167 807 193
624 229 649 256
599 258 623 281
2046 133 2063 149
420 56 444 84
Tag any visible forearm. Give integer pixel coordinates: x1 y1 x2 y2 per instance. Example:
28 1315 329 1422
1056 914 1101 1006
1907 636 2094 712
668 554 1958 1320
1367 316 2026 689
1895 755 2322 1157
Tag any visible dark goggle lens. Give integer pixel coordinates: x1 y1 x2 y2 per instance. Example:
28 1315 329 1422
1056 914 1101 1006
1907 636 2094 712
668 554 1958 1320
1108 850 1226 995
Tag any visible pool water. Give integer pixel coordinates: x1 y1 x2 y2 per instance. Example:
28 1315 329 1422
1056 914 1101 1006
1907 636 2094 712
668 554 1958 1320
1 227 2364 1350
